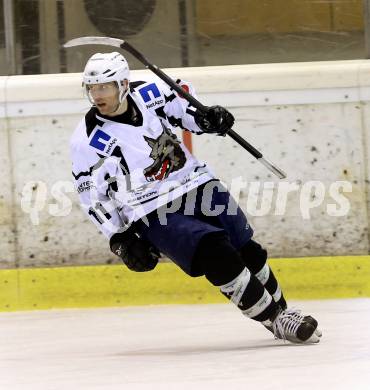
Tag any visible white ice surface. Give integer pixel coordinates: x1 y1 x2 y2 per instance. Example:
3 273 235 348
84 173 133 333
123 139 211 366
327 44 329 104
0 299 369 390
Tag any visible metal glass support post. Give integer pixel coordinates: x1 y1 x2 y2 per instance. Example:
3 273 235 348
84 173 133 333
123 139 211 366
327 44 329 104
3 0 17 74
364 0 370 59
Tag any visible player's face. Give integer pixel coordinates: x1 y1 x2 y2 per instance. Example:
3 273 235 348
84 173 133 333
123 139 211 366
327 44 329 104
86 82 120 115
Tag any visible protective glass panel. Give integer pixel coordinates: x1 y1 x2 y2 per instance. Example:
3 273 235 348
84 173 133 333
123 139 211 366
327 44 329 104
0 0 367 75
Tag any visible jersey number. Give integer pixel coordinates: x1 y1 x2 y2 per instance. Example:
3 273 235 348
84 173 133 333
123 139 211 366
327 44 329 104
88 203 112 224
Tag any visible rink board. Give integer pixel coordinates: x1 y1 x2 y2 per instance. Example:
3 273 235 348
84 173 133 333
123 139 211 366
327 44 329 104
0 256 369 312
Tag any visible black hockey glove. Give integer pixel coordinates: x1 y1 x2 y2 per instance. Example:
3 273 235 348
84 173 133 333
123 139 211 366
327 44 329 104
110 229 160 272
194 105 234 136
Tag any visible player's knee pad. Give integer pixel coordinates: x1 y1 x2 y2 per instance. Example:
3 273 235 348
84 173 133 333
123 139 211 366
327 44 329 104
239 239 268 274
193 232 245 286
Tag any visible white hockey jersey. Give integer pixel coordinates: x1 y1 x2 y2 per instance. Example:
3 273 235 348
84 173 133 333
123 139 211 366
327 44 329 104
70 77 215 239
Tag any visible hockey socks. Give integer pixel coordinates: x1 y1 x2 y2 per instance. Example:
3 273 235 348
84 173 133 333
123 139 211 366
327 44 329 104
194 233 279 322
240 239 287 310
219 267 279 322
193 233 321 343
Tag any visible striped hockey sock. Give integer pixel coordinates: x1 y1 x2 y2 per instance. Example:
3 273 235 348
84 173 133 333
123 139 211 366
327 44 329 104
240 240 287 310
219 267 279 322
255 263 287 310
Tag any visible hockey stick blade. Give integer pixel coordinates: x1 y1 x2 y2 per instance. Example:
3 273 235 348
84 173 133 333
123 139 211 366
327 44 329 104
64 36 124 48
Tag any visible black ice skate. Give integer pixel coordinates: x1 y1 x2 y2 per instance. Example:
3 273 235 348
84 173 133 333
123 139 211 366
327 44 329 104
263 308 322 344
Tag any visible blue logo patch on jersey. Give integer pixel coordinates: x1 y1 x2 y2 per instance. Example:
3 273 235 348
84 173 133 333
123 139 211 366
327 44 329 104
90 129 111 151
139 83 161 103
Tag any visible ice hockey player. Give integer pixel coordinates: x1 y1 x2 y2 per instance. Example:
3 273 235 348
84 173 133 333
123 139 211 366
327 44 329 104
70 51 322 344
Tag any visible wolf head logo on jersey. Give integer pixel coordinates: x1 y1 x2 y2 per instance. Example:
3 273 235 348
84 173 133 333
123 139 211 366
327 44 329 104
143 124 186 181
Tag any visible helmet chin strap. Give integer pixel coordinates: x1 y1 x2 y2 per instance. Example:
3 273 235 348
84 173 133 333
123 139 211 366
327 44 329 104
119 85 129 103
109 102 122 115
108 88 129 115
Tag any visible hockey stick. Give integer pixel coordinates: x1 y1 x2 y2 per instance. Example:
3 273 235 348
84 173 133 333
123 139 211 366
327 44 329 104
64 36 286 179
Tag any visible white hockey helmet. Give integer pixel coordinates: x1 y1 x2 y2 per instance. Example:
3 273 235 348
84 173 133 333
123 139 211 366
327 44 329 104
83 52 130 104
